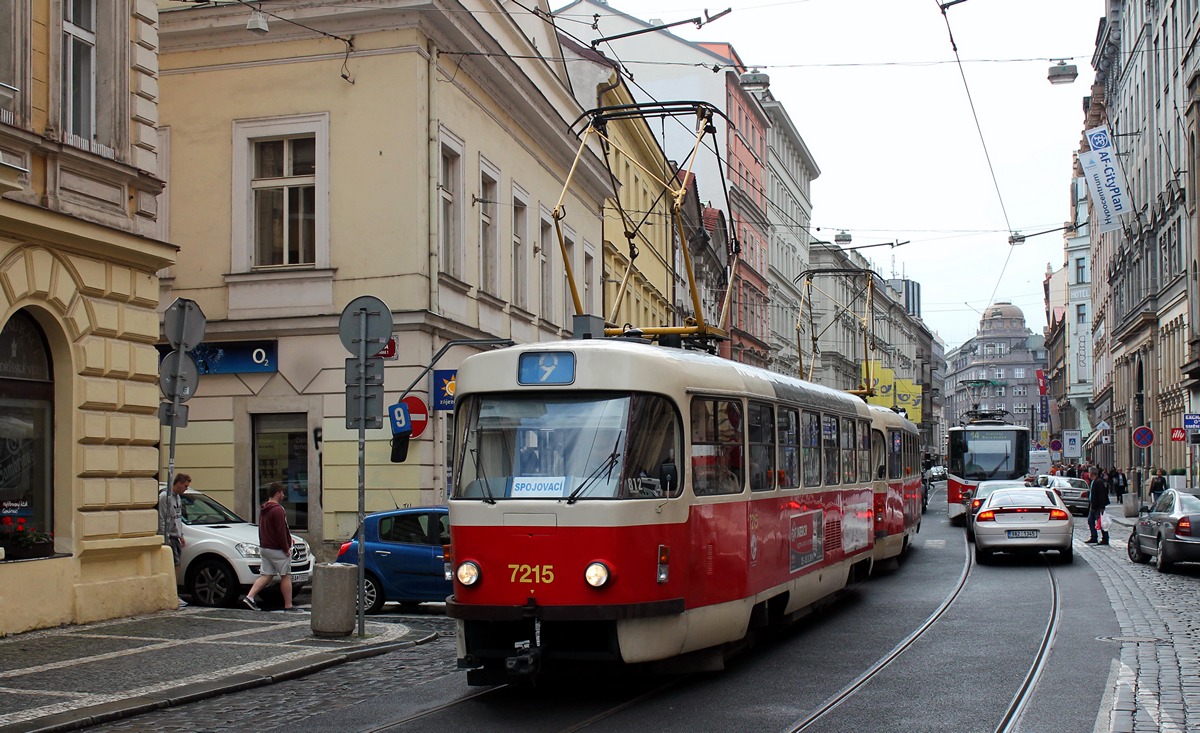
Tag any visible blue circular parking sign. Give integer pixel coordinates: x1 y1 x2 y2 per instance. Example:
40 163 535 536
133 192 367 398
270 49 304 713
1133 426 1154 448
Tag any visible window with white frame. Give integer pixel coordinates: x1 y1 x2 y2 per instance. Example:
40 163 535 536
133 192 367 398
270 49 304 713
232 114 329 273
1013 385 1028 397
62 0 96 141
511 187 528 309
562 228 576 326
439 131 464 279
1014 402 1028 413
479 161 499 295
539 213 553 318
583 248 594 316
1014 368 1026 378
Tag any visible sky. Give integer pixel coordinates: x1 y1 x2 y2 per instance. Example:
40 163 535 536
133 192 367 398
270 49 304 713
561 0 1104 350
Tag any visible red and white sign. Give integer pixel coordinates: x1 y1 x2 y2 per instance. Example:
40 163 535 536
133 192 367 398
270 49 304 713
1171 427 1187 442
373 337 398 360
401 395 429 438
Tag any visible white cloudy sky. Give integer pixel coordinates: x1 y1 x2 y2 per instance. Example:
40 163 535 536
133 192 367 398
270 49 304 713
564 0 1103 349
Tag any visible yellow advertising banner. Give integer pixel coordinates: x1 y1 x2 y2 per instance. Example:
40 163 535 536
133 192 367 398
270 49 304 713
860 361 922 423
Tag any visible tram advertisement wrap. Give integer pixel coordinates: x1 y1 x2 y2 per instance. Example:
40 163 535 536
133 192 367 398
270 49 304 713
789 510 824 572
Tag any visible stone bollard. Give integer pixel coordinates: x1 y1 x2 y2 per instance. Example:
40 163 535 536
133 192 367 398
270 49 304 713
310 562 357 638
1122 492 1138 518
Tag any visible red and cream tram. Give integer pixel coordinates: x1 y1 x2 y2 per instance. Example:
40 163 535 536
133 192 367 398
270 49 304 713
867 405 922 566
946 417 1031 524
446 338 898 685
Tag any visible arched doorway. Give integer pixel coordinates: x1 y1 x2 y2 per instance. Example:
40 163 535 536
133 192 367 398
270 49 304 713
0 310 55 545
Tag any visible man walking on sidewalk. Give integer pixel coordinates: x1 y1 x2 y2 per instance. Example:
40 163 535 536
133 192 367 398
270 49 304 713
1085 465 1111 545
158 473 191 609
240 482 299 612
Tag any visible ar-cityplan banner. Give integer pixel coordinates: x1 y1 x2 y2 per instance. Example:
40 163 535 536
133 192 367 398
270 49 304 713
1079 126 1130 234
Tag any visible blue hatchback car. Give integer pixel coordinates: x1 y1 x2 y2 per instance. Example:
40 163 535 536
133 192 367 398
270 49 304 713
335 507 451 613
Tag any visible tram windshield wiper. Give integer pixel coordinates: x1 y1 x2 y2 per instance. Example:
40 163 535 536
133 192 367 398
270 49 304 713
567 433 623 504
469 448 497 504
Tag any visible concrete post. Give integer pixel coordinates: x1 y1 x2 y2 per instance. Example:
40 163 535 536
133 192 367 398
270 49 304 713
310 563 357 638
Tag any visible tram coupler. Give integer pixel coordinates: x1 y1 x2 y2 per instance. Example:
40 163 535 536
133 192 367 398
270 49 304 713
504 648 542 677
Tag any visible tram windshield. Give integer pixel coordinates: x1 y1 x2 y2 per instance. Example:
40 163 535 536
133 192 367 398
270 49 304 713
948 428 1030 482
453 393 682 501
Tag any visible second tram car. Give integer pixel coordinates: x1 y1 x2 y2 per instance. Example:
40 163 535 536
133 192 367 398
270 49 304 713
445 338 897 685
946 417 1031 523
867 405 922 566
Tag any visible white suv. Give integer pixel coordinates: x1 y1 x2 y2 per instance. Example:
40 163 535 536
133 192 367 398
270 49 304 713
173 489 313 607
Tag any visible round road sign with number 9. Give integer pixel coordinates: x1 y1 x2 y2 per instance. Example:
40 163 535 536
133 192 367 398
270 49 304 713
1133 425 1154 448
401 395 429 439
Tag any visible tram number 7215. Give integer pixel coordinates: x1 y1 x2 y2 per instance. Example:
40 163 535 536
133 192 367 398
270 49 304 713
509 564 556 584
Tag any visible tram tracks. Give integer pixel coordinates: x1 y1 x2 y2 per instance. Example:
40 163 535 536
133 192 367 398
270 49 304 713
783 535 1064 733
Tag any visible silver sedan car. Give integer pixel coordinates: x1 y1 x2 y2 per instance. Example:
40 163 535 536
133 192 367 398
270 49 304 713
1128 489 1200 573
973 487 1074 564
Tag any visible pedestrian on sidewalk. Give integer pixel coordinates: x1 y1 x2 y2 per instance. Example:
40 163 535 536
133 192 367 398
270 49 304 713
241 482 297 612
1085 465 1110 545
1149 469 1167 502
158 473 190 609
1113 468 1128 503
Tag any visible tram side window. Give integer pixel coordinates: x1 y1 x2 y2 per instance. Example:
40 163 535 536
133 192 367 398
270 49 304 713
823 415 840 485
888 429 902 480
859 420 872 481
748 402 776 491
841 418 856 484
690 398 744 496
777 408 800 489
871 429 886 480
623 394 684 499
802 410 822 487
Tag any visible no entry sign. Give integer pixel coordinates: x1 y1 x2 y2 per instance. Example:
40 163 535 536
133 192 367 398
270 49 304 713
401 395 429 438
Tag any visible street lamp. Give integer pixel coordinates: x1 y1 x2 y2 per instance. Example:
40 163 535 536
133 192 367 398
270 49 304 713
834 230 852 246
1048 60 1078 85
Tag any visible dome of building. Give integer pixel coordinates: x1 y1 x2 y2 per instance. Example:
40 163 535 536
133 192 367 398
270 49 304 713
980 301 1026 331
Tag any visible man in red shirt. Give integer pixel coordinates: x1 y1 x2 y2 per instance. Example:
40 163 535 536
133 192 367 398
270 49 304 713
240 482 298 612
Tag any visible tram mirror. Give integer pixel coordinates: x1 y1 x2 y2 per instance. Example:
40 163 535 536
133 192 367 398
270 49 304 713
390 433 411 463
659 460 678 494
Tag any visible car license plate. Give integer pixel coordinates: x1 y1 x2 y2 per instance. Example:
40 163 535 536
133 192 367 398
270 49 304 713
292 572 310 584
1006 530 1039 539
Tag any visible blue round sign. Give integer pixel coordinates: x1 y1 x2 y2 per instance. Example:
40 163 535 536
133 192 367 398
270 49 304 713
1049 439 1063 452
1133 425 1154 448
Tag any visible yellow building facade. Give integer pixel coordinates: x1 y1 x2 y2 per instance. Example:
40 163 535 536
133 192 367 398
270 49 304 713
0 0 177 633
156 2 608 558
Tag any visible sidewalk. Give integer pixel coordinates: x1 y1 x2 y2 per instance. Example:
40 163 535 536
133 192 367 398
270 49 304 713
0 605 435 733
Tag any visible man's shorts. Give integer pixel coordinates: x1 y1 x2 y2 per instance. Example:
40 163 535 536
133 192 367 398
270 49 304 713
260 547 292 576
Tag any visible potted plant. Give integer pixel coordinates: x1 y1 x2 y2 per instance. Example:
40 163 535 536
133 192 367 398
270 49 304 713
0 516 55 560
1168 468 1187 490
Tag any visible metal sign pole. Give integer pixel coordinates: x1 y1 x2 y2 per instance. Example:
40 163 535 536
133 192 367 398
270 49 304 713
356 309 367 638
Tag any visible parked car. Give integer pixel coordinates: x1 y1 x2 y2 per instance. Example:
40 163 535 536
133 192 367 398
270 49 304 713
1045 476 1092 515
972 487 1074 564
335 507 451 613
1127 489 1200 572
963 479 1029 541
176 489 313 607
929 466 947 481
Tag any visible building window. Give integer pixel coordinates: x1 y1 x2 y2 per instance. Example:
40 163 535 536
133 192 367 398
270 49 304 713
1014 368 1026 378
232 114 330 273
1076 304 1087 324
562 228 576 326
0 1 21 125
539 213 554 318
0 311 54 551
439 132 464 278
252 414 309 531
252 137 316 268
1075 257 1087 283
512 188 528 309
62 0 95 141
1013 385 1028 397
479 162 499 295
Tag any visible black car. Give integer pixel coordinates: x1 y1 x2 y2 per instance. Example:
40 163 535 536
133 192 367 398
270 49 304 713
1128 489 1200 572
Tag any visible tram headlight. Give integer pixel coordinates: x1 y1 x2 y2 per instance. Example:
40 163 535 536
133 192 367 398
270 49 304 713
584 562 610 588
456 561 481 586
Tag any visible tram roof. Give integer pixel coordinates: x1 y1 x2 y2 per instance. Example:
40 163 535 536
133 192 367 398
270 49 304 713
457 338 868 415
